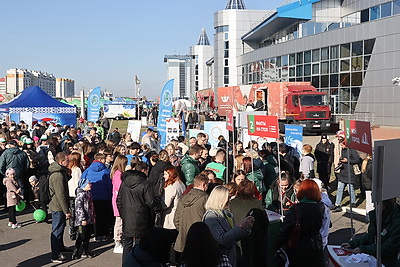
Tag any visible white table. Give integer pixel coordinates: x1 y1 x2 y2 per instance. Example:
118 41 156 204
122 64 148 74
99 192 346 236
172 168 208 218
327 245 371 267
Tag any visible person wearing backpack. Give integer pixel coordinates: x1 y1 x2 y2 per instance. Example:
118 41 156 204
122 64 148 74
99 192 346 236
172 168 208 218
48 152 71 263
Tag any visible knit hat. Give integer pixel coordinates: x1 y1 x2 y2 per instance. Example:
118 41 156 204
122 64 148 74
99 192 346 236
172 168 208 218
321 133 328 140
29 175 38 183
5 168 15 177
78 178 90 189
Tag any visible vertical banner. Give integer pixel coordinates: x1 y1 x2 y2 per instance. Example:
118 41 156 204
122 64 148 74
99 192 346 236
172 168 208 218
181 112 186 137
204 121 229 148
166 118 180 144
284 125 303 157
345 120 373 154
227 112 234 132
247 115 279 138
87 86 101 122
157 79 174 149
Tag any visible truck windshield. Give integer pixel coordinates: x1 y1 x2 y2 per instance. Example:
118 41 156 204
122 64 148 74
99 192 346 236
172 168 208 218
299 95 325 106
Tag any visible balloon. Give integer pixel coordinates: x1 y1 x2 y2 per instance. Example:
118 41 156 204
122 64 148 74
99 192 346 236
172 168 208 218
33 209 47 222
15 201 26 212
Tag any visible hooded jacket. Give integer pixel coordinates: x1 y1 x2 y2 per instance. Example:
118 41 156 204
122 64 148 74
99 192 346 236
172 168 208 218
173 188 208 252
148 159 172 197
117 170 157 238
81 160 111 201
48 161 70 214
3 177 22 207
74 188 95 226
0 146 29 179
180 154 200 185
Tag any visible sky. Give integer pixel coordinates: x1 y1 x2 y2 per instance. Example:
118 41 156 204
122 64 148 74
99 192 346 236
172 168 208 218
0 0 281 100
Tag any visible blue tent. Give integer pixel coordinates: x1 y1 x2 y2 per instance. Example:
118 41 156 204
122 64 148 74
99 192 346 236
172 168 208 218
0 86 76 126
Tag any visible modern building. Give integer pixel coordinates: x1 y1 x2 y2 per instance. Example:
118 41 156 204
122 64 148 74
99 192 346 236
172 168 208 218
6 68 56 97
238 0 400 126
190 28 214 91
0 78 6 94
164 55 193 99
213 0 269 88
56 78 75 98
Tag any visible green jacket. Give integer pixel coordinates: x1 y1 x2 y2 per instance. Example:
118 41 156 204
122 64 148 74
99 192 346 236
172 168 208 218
180 154 200 185
246 169 265 193
349 204 400 267
0 147 29 179
48 162 70 214
96 126 104 140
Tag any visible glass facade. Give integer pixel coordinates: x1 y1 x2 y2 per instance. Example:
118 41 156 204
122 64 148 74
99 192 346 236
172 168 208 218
240 39 376 115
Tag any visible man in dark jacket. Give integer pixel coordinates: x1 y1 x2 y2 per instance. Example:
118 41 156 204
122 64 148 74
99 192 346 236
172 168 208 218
315 134 334 188
180 145 202 185
117 161 159 263
173 173 209 254
48 152 71 263
81 153 112 240
343 198 400 267
331 139 361 212
0 140 30 199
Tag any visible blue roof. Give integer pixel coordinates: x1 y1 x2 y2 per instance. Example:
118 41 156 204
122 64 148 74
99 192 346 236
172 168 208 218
0 86 74 110
242 0 322 43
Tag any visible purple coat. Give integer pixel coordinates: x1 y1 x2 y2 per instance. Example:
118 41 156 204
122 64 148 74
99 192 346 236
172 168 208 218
3 177 22 207
74 188 95 226
112 170 122 217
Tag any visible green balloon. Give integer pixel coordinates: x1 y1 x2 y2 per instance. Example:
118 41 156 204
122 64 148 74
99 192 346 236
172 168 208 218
33 209 47 222
15 201 26 212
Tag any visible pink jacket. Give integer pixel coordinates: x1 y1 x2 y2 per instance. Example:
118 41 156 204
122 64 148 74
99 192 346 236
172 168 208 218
3 177 22 207
112 170 123 217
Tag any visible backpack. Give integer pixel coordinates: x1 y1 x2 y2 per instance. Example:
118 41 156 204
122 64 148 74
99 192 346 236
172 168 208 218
38 173 51 204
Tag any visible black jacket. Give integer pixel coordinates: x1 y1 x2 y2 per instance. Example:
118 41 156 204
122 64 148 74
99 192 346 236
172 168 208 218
315 141 334 174
337 147 361 184
277 202 325 267
148 160 172 197
117 170 157 238
362 158 372 191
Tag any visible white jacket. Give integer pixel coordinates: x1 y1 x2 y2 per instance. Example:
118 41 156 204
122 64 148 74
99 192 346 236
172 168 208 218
162 180 186 229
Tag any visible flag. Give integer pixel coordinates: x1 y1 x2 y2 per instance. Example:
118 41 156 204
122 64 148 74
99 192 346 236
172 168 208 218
135 75 141 85
157 79 174 149
87 86 101 122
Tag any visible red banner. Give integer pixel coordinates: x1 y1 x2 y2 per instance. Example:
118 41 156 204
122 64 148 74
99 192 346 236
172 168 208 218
345 120 372 154
247 115 279 138
227 112 234 132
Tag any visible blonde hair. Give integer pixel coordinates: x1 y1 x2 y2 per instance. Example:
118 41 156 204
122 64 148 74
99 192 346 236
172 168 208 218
205 185 229 211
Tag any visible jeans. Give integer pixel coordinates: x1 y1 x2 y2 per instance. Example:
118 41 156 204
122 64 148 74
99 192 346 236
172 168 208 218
51 211 66 259
335 181 355 206
122 236 140 264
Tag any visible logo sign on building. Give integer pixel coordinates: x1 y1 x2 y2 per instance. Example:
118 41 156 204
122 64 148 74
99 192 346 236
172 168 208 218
227 112 234 132
345 120 372 154
247 115 279 139
285 125 303 158
87 86 101 122
157 79 174 149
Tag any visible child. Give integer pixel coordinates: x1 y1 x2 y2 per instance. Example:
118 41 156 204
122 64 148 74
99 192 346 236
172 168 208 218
29 175 48 223
72 178 95 259
3 168 23 229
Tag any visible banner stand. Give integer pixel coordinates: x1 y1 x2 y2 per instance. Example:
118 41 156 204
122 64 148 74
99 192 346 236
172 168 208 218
277 141 283 219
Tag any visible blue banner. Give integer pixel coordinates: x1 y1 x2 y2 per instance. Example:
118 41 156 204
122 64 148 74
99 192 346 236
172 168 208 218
284 124 303 157
157 79 174 148
87 87 101 122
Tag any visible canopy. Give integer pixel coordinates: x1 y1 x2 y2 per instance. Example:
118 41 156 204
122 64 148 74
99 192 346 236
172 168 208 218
0 86 76 126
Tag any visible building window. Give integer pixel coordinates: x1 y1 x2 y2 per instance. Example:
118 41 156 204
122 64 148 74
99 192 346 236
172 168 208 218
224 67 229 75
394 0 400 15
224 41 229 49
312 49 320 62
370 6 381 21
364 39 375 54
224 50 229 58
381 2 392 18
321 47 329 60
340 43 351 58
225 59 229 66
304 51 311 63
352 41 363 56
361 9 369 23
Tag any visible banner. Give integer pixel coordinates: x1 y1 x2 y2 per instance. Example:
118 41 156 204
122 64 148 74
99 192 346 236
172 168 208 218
87 86 101 122
247 115 279 139
127 120 142 142
204 121 229 148
345 120 372 154
227 112 234 131
285 125 303 157
157 79 174 148
166 118 180 144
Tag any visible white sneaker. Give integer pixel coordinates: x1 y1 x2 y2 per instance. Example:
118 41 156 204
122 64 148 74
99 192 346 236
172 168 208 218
8 222 12 227
12 223 22 229
113 243 123 254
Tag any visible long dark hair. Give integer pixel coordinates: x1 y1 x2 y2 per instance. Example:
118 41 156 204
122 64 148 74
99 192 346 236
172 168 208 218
182 222 222 267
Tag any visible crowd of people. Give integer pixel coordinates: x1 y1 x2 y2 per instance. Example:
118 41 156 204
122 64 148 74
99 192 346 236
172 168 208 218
1 118 400 267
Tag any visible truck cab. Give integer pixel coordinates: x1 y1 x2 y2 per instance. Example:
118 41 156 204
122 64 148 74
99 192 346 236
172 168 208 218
286 86 331 132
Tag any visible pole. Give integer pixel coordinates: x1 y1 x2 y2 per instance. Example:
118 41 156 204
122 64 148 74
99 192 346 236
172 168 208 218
375 146 384 267
277 142 284 218
347 148 355 238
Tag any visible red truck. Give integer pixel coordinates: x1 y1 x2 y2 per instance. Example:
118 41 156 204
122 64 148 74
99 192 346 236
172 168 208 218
217 82 331 133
